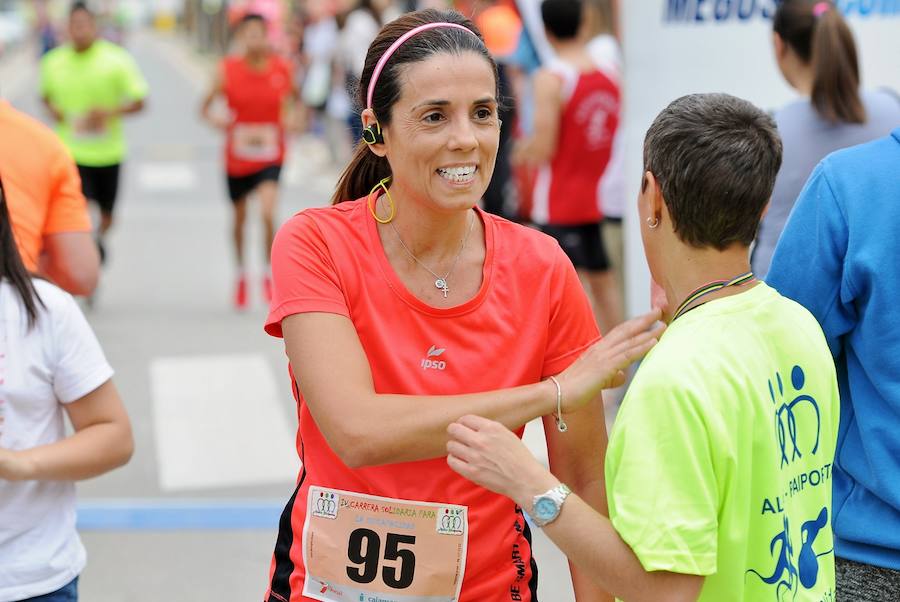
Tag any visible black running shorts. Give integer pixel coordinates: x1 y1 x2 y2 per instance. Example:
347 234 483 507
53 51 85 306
540 222 611 272
77 164 121 215
227 165 282 203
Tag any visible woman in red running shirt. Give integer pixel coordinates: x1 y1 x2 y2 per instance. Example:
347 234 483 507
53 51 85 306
264 9 662 602
201 13 300 310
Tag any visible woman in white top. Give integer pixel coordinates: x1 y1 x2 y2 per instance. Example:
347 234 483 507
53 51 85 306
0 174 133 601
752 0 900 277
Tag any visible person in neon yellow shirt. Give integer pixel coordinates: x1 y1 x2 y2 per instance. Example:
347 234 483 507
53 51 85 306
446 93 840 601
40 1 148 261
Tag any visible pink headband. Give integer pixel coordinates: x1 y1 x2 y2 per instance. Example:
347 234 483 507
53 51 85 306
366 22 477 110
812 2 830 17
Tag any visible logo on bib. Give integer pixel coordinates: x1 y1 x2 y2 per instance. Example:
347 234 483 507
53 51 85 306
421 345 447 371
437 507 465 535
312 491 339 519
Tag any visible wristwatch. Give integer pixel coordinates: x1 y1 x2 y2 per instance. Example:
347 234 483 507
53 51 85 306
530 483 571 527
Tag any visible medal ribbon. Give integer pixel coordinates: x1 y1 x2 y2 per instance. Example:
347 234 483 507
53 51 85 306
672 271 756 321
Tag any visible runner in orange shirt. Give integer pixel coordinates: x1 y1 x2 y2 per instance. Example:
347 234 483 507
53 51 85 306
201 12 300 310
0 100 98 296
263 9 662 602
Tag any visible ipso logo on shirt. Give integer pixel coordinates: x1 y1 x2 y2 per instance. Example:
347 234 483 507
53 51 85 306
421 345 447 371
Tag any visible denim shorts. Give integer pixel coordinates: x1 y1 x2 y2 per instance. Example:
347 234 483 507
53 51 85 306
18 577 78 602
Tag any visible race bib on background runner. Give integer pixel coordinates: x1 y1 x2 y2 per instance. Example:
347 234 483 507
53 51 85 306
232 123 280 161
303 486 468 602
70 112 109 142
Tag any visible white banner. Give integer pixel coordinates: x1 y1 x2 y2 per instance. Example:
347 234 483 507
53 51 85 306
621 2 900 315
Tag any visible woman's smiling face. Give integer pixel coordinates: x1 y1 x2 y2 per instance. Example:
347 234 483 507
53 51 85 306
375 51 500 213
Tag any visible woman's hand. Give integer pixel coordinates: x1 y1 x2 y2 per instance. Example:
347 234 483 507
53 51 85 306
557 310 665 414
447 415 557 507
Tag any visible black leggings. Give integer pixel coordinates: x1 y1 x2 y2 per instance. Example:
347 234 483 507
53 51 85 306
837 557 900 601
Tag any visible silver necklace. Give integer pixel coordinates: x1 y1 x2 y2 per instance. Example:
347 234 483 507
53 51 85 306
389 212 475 298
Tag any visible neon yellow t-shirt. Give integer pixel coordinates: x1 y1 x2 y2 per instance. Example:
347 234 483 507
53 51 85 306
606 283 839 601
40 40 148 166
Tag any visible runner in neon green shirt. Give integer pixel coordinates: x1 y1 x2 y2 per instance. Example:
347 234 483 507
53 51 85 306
445 92 840 602
40 1 147 259
605 280 838 601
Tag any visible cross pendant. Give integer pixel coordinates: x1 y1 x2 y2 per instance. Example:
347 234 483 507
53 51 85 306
435 278 449 298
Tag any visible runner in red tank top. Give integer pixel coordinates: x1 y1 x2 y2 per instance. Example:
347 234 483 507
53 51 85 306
201 13 300 310
262 9 662 602
513 0 623 335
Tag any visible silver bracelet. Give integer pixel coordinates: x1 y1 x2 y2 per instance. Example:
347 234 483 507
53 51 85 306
548 375 567 432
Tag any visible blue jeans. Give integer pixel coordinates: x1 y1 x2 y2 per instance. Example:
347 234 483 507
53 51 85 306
18 577 78 602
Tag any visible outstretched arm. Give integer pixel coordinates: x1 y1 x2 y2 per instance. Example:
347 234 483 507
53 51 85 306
282 310 662 468
447 415 704 602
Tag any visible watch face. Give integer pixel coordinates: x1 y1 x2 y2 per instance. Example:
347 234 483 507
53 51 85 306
534 497 558 521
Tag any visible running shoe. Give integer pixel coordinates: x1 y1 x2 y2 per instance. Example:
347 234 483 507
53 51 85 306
262 274 273 305
234 274 248 310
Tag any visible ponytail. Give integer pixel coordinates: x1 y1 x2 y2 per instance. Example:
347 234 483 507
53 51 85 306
0 175 44 329
810 7 865 124
773 1 866 125
331 141 392 205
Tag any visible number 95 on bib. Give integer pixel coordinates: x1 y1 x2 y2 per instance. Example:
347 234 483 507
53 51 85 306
302 486 469 602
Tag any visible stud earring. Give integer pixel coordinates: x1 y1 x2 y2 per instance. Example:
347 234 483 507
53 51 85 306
647 216 660 229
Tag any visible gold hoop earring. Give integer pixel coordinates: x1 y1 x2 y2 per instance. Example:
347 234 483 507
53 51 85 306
647 216 660 229
368 176 395 224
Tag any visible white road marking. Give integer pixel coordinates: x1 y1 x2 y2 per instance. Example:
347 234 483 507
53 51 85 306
137 162 197 191
150 353 298 491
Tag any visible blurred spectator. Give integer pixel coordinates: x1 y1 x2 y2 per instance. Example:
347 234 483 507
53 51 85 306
300 0 341 162
515 0 623 333
0 99 99 296
585 0 625 310
475 0 522 220
34 0 58 55
752 0 900 278
334 0 401 144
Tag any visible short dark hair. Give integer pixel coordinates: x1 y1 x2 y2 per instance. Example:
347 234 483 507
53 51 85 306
541 0 583 40
70 1 92 17
239 12 267 29
643 93 783 250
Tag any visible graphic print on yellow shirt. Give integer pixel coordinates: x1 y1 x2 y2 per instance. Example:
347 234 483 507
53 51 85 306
606 284 839 602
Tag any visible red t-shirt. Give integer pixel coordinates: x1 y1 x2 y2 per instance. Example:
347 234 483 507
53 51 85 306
530 61 620 226
222 55 293 176
264 198 599 602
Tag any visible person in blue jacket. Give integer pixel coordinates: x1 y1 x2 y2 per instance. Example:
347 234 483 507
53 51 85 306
767 128 900 600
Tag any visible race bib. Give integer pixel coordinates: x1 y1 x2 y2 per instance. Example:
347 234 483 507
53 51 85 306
303 486 469 602
70 113 109 142
232 123 280 161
